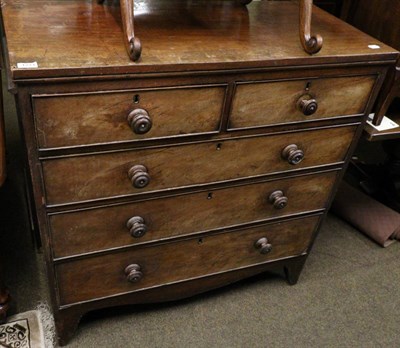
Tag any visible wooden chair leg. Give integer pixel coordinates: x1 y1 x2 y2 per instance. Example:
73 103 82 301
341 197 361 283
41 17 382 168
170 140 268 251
299 0 323 54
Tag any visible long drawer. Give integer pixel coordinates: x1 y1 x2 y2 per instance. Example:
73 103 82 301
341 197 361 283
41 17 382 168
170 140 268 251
49 171 337 258
32 85 226 148
42 126 354 205
229 75 375 129
56 215 320 305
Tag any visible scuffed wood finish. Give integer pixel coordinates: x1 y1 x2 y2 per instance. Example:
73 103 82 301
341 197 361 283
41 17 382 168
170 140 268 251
299 0 323 54
42 127 352 205
33 86 225 149
54 254 307 345
56 215 320 305
1 0 397 344
229 76 375 130
49 171 337 258
1 0 397 80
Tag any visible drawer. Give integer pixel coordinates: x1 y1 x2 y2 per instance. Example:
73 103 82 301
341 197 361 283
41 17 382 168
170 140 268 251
32 85 226 148
229 75 376 129
56 215 320 305
42 126 354 205
49 171 336 258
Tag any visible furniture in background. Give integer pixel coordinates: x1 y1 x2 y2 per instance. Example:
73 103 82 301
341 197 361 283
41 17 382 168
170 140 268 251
341 0 400 128
0 0 397 344
338 0 400 214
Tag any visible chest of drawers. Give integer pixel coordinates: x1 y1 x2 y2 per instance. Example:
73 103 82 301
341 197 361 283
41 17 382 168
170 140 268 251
1 0 398 345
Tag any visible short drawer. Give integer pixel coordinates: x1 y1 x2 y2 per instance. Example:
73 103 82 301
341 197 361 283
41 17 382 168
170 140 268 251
42 126 354 205
56 215 320 305
229 75 375 129
49 171 336 258
32 85 226 148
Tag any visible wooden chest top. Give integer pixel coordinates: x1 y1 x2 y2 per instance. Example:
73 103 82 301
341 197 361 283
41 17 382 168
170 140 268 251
1 0 398 80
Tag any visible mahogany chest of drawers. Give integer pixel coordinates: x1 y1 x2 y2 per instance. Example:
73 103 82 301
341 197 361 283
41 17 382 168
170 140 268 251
1 0 397 344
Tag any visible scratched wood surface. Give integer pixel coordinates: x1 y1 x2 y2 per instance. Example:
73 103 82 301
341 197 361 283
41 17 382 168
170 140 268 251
33 85 225 148
229 75 375 129
56 215 319 305
42 128 349 206
49 172 337 257
1 0 397 79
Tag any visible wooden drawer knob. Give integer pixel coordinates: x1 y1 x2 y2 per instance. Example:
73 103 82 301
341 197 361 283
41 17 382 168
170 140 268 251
126 216 147 238
269 190 288 209
125 264 143 283
128 165 150 188
282 144 304 165
255 237 273 255
298 96 318 116
127 108 152 134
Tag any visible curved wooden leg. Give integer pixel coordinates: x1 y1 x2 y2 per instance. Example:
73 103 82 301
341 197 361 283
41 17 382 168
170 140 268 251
55 308 84 346
299 0 323 54
98 0 142 61
284 255 308 285
120 0 142 61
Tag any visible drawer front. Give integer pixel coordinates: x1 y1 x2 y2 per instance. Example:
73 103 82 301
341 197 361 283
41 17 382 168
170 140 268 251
49 172 336 258
33 85 226 148
56 215 320 305
229 76 375 129
42 126 354 205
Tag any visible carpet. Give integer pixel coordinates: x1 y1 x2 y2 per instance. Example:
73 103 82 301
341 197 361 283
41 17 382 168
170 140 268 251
0 304 55 348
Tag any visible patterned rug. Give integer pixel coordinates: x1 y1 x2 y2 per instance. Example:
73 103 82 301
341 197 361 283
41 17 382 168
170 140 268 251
0 305 54 348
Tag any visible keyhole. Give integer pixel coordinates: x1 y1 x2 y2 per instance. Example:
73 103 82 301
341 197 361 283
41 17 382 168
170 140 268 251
216 143 222 151
134 94 140 104
198 238 203 244
207 193 213 200
305 82 311 91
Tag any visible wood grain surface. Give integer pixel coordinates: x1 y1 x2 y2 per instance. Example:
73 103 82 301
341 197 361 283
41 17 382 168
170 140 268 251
42 127 351 205
1 0 397 79
56 215 319 305
33 85 225 148
229 75 375 129
49 171 336 258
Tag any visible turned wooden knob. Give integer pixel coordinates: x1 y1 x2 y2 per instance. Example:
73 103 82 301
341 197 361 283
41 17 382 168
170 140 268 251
127 108 152 134
128 165 150 188
298 96 318 116
255 237 273 255
269 190 288 210
126 216 147 238
125 264 143 283
282 144 304 165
